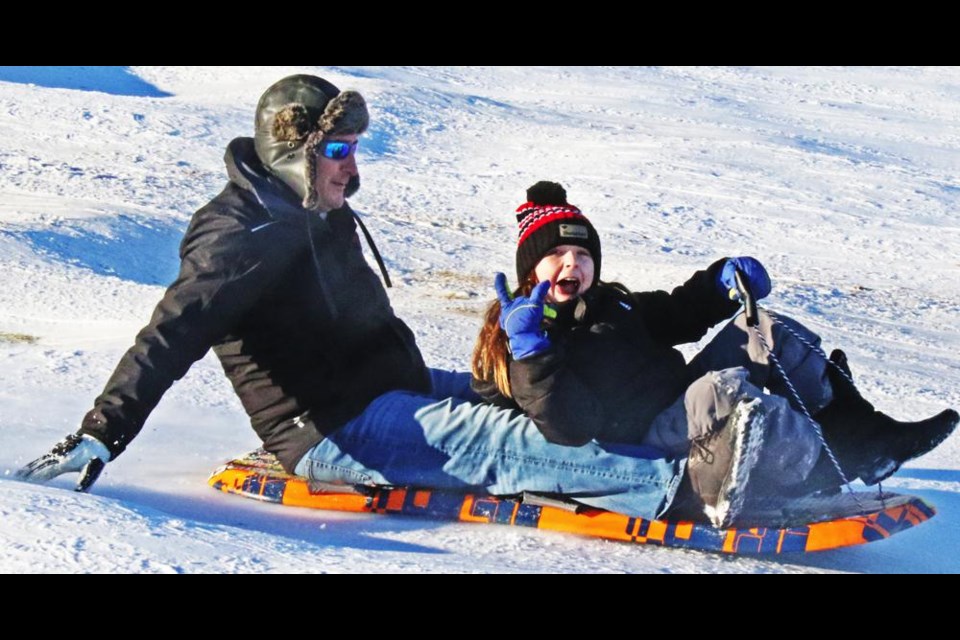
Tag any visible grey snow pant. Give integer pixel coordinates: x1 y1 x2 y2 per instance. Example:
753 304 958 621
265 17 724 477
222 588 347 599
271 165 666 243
642 311 831 488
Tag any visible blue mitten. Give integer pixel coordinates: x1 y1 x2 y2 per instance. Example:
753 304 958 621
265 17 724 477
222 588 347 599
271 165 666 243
718 256 772 301
494 273 552 360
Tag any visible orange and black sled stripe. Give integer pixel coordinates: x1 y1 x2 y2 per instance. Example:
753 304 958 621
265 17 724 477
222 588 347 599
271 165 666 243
209 461 934 555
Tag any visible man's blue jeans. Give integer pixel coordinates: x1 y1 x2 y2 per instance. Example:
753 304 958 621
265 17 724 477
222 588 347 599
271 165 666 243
296 369 683 519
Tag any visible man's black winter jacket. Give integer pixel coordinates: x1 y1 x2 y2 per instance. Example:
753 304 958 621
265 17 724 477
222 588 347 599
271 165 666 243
79 138 431 472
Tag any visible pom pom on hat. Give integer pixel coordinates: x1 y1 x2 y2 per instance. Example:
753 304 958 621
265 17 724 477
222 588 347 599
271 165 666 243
526 181 568 205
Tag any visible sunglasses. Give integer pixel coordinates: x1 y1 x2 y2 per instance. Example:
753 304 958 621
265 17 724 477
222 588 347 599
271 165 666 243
317 140 358 160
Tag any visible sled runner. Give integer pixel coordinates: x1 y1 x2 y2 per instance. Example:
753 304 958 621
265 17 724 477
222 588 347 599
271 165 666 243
209 449 935 555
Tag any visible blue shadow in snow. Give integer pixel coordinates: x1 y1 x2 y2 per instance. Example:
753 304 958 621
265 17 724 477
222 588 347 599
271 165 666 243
359 124 391 159
790 135 882 165
328 66 379 79
15 215 183 286
96 483 448 556
755 471 960 574
890 468 960 483
0 66 171 97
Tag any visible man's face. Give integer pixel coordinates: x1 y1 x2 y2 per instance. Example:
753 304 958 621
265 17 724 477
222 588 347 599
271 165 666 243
312 134 360 212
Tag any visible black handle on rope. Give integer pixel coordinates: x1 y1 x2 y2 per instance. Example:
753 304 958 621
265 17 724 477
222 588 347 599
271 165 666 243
734 268 759 327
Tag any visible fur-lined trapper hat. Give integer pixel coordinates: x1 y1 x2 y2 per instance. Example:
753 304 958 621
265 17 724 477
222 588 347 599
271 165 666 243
254 74 369 209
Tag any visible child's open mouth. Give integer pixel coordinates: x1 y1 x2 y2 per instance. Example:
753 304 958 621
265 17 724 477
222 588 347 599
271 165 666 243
556 277 581 297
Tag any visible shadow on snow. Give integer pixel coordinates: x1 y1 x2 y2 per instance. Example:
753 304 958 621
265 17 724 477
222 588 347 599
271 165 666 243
11 214 183 286
757 468 960 574
0 67 171 97
97 483 450 557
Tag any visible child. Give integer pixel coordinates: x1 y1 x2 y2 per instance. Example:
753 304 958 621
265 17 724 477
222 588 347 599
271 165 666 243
472 181 957 520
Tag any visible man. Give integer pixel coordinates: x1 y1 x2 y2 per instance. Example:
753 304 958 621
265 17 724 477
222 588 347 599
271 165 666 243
18 74 766 527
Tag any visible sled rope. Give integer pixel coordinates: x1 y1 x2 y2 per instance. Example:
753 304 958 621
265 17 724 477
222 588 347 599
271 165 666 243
750 308 865 510
765 310 859 390
765 311 887 508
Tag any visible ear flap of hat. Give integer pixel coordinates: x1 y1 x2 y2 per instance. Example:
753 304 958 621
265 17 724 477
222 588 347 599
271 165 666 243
271 104 312 142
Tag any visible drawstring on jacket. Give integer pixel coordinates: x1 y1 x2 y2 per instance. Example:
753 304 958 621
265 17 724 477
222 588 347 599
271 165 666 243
306 215 340 322
352 211 392 288
304 209 394 323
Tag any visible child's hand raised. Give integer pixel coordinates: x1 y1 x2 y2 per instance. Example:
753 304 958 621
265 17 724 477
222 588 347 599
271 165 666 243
494 273 552 360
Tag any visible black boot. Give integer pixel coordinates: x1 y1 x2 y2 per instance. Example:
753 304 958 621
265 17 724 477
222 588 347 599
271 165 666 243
796 453 844 496
794 350 863 494
822 348 858 403
808 350 959 488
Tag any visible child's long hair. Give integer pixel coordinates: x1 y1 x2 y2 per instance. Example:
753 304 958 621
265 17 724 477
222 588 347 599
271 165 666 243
471 274 537 399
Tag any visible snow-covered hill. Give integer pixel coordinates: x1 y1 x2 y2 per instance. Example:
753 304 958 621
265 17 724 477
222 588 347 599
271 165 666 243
1 66 957 573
